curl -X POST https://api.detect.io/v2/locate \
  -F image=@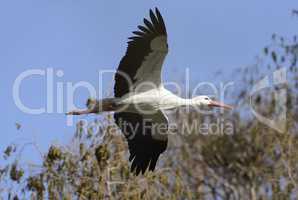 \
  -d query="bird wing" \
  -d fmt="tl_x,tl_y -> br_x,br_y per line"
114,109 -> 168,175
114,8 -> 168,98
